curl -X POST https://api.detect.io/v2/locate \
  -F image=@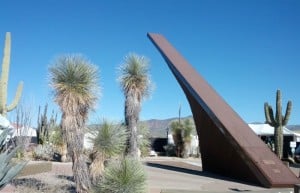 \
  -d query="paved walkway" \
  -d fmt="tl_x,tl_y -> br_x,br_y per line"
1,157 -> 299,193
143,157 -> 298,193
